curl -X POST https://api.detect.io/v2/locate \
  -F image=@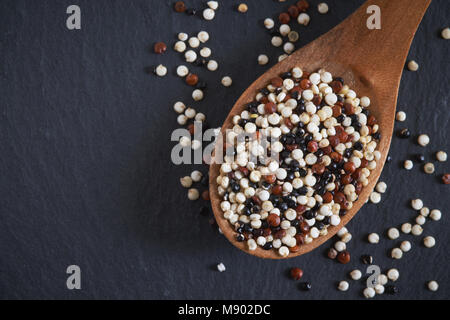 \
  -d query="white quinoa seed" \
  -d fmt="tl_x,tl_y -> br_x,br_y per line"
178,32 -> 188,41
176,65 -> 189,77
374,284 -> 385,295
391,248 -> 403,259
177,113 -> 188,125
387,227 -> 400,240
387,268 -> 399,281
207,60 -> 219,71
376,181 -> 387,193
187,188 -> 199,200
221,76 -> 233,87
198,31 -> 210,43
191,170 -> 203,182
363,287 -> 376,299
416,215 -> 426,225
428,280 -> 439,291
396,111 -> 406,121
411,224 -> 423,236
441,27 -> 450,39
217,262 -> 226,272
155,64 -> 167,77
368,233 -> 380,244
350,269 -> 362,280
430,209 -> 441,221
207,1 -> 218,10
436,151 -> 447,162
258,54 -> 269,65
180,176 -> 193,188
378,274 -> 388,285
411,198 -> 424,210
420,207 -> 430,217
338,281 -> 349,291
401,222 -> 412,234
200,47 -> 212,58
192,89 -> 204,101
174,41 -> 187,53
424,162 -> 435,174
185,50 -> 197,63
404,160 -> 413,170
407,60 -> 419,71
318,3 -> 329,14
423,236 -> 436,248
369,191 -> 381,204
400,240 -> 411,252
297,13 -> 310,26
188,37 -> 200,48
417,134 -> 430,147
173,101 -> 186,113
203,8 -> 215,20
271,36 -> 283,47
264,18 -> 275,29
